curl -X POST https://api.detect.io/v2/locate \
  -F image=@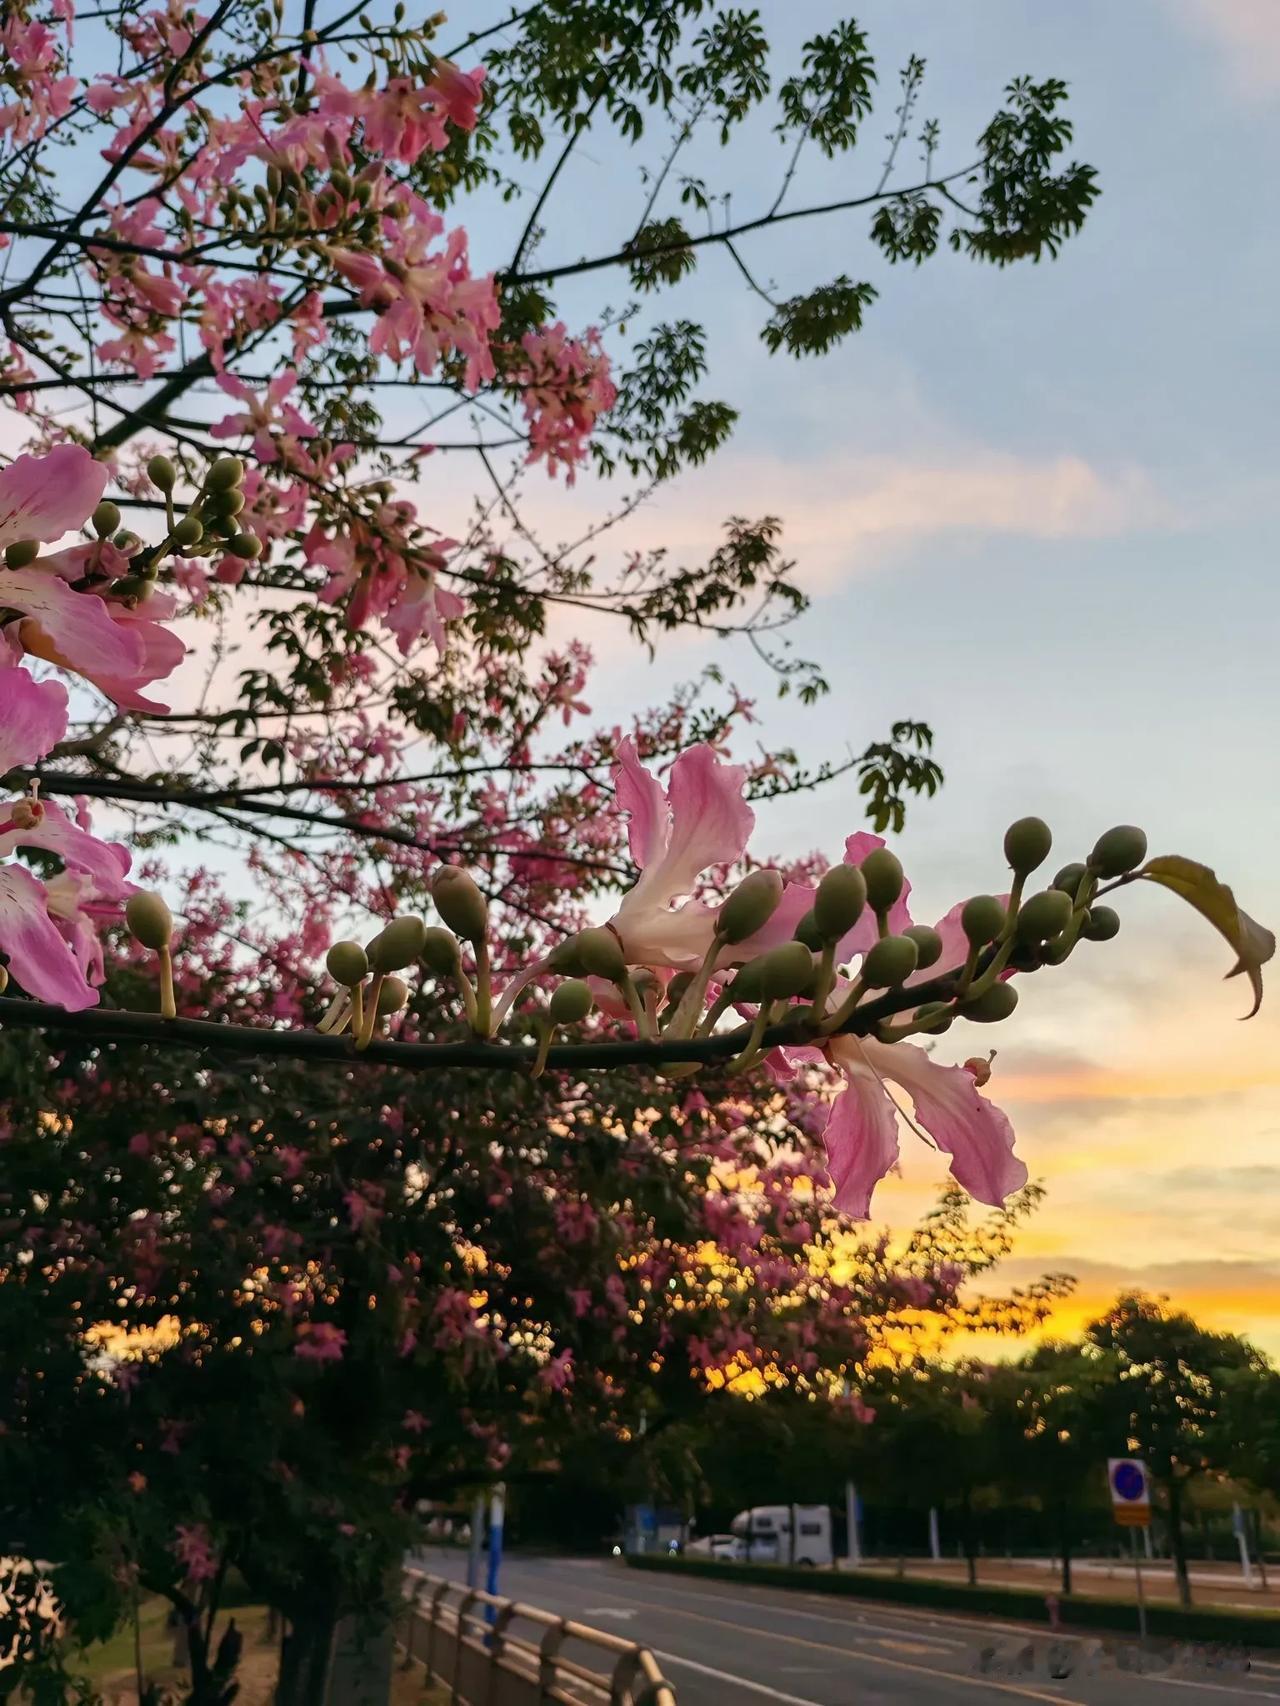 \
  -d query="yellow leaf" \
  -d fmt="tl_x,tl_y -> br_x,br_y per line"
1139,855 -> 1275,1018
